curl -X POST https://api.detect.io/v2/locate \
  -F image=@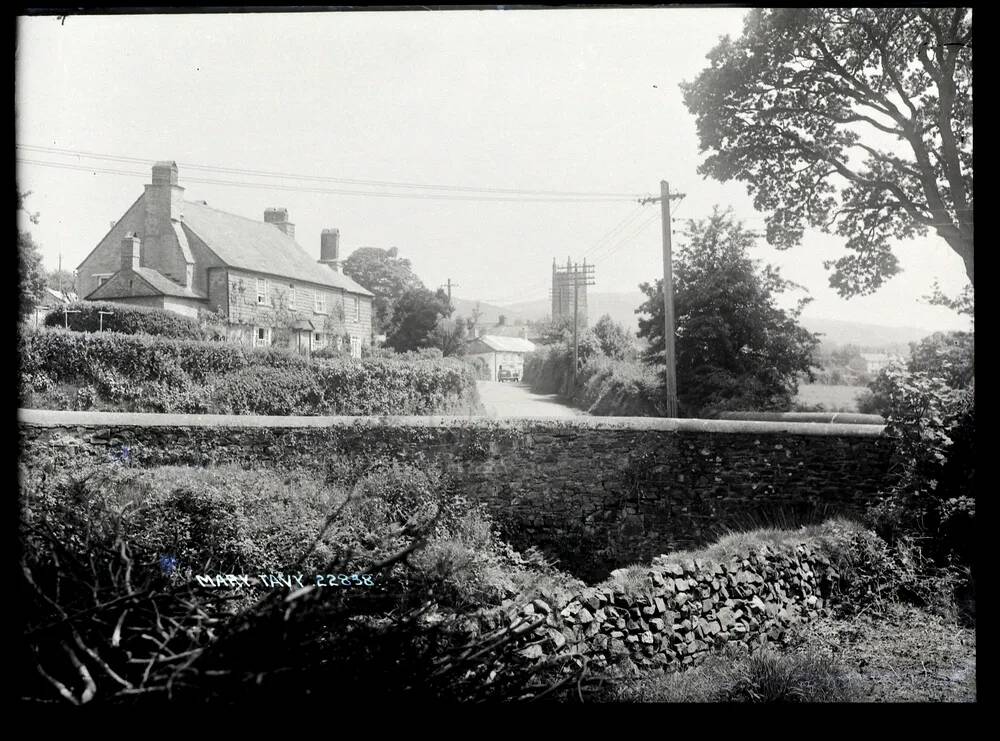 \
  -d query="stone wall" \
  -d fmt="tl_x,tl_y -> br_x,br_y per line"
17,411 -> 893,581
489,539 -> 842,675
